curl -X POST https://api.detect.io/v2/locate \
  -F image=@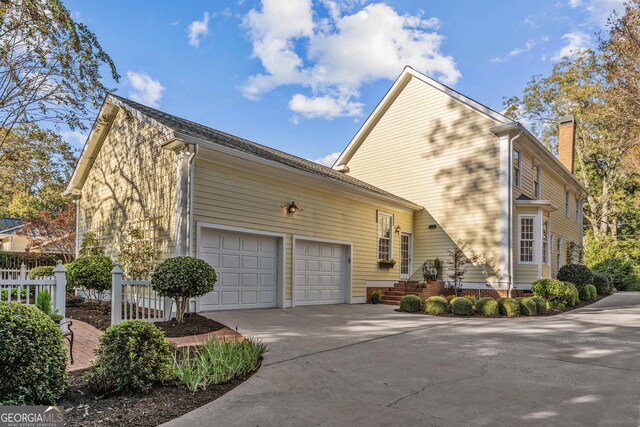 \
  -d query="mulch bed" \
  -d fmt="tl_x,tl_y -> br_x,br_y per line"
61,368 -> 252,426
66,298 -> 226,337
